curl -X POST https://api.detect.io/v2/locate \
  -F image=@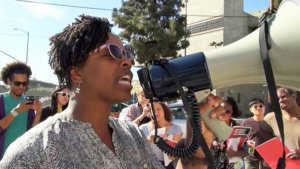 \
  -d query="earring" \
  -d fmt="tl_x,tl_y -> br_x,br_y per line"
75,83 -> 81,94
